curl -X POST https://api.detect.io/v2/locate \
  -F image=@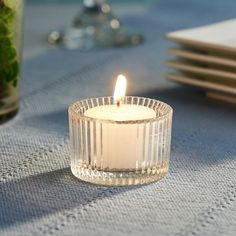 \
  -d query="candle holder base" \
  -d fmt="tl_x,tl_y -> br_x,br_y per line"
71,165 -> 169,186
